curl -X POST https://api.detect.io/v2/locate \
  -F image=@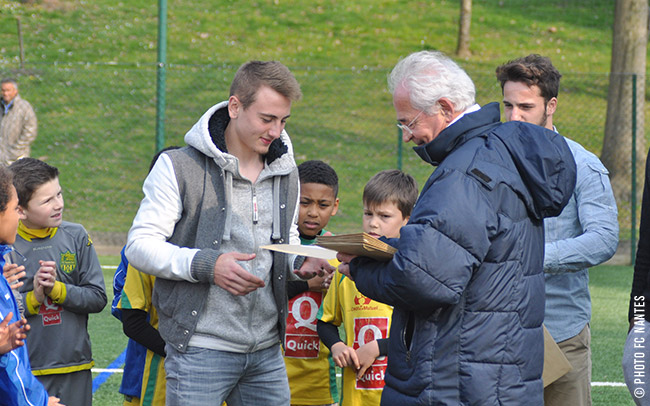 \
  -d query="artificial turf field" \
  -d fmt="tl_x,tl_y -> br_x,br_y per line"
88,260 -> 638,405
